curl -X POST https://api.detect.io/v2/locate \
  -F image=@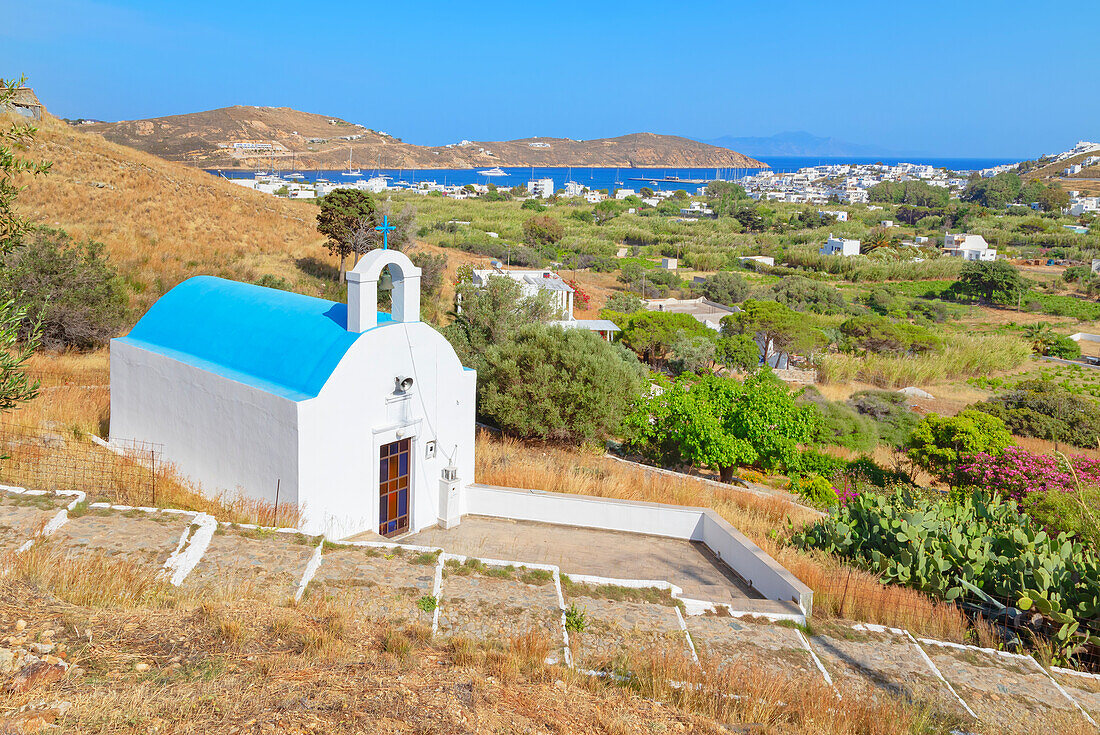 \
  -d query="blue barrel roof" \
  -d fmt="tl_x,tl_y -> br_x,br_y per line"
116,276 -> 391,401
